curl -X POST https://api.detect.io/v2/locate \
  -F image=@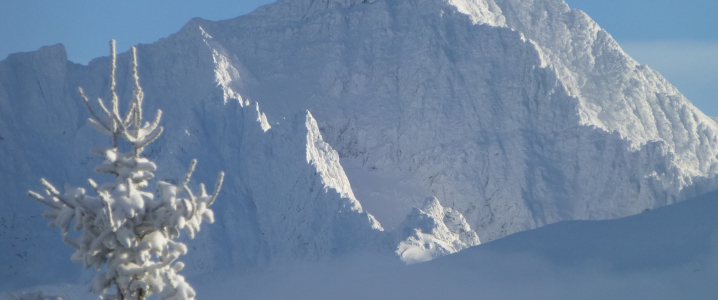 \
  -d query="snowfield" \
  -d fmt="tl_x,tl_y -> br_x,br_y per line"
2,0 -> 718,297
